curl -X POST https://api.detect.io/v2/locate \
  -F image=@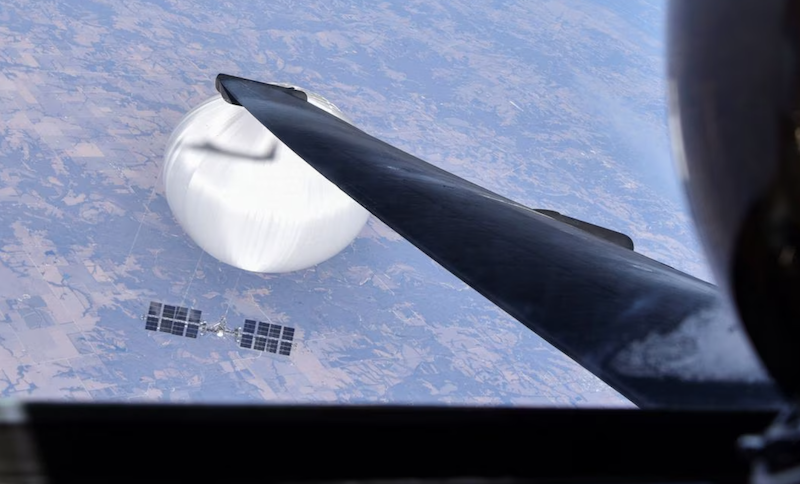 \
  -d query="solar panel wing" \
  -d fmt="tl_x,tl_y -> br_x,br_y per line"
188,309 -> 202,324
186,324 -> 199,339
145,316 -> 159,331
234,322 -> 295,355
175,306 -> 188,321
240,334 -> 254,349
159,320 -> 173,333
143,302 -> 205,340
162,305 -> 176,319
148,302 -> 162,316
254,336 -> 267,352
171,321 -> 186,336
268,325 -> 281,339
